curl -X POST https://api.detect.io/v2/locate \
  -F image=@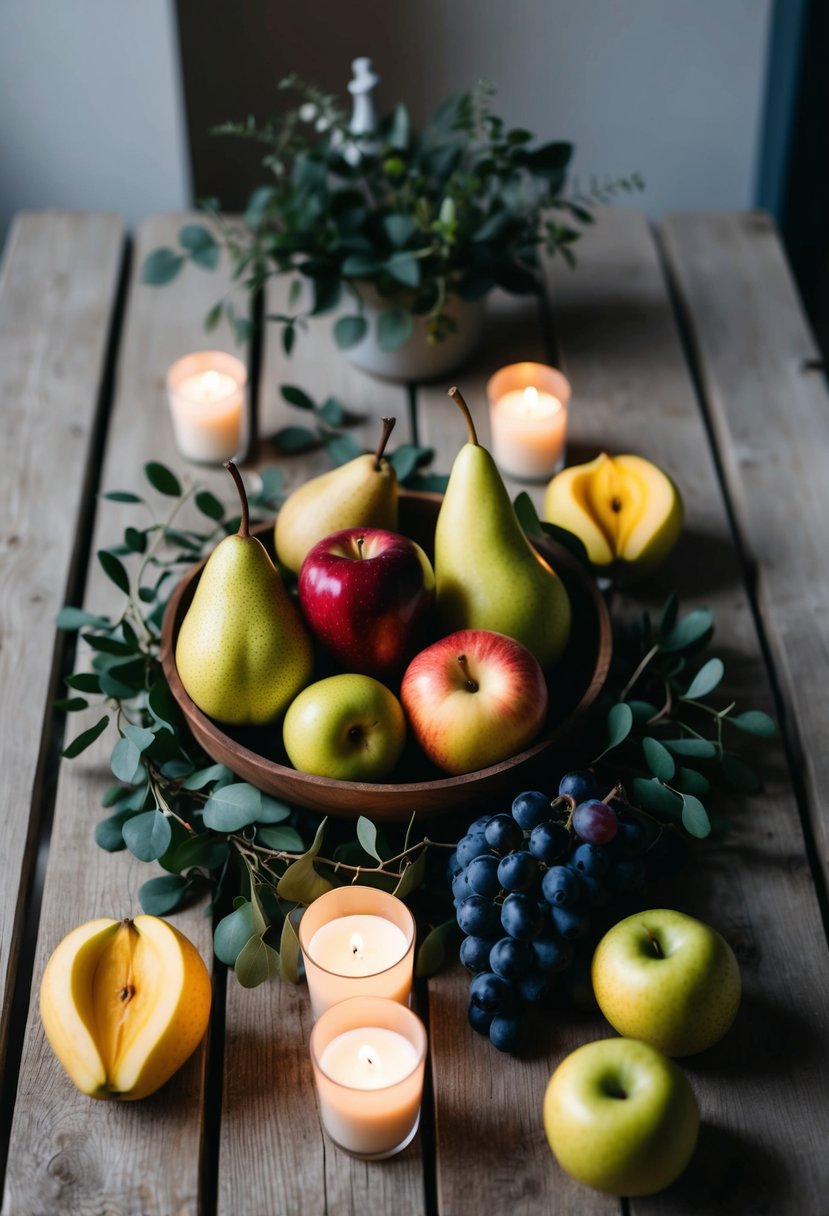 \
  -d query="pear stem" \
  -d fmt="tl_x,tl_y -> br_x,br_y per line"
448,386 -> 478,446
374,416 -> 396,470
457,654 -> 479,692
224,460 -> 250,538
